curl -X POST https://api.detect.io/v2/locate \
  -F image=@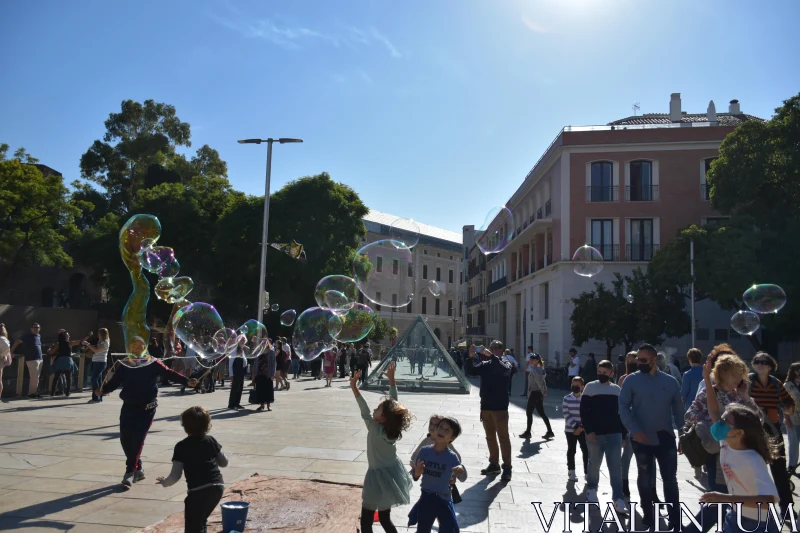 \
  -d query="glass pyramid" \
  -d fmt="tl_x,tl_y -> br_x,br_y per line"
362,315 -> 471,394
